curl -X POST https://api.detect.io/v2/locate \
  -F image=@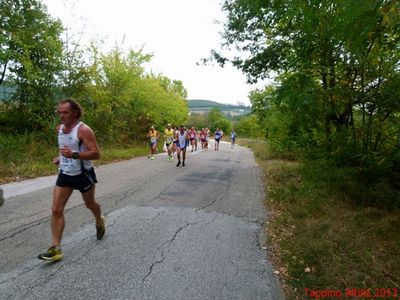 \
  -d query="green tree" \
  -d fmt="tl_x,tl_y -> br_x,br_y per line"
234,114 -> 264,139
82,46 -> 188,143
0,0 -> 64,131
206,107 -> 224,128
188,112 -> 208,129
212,0 -> 400,165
